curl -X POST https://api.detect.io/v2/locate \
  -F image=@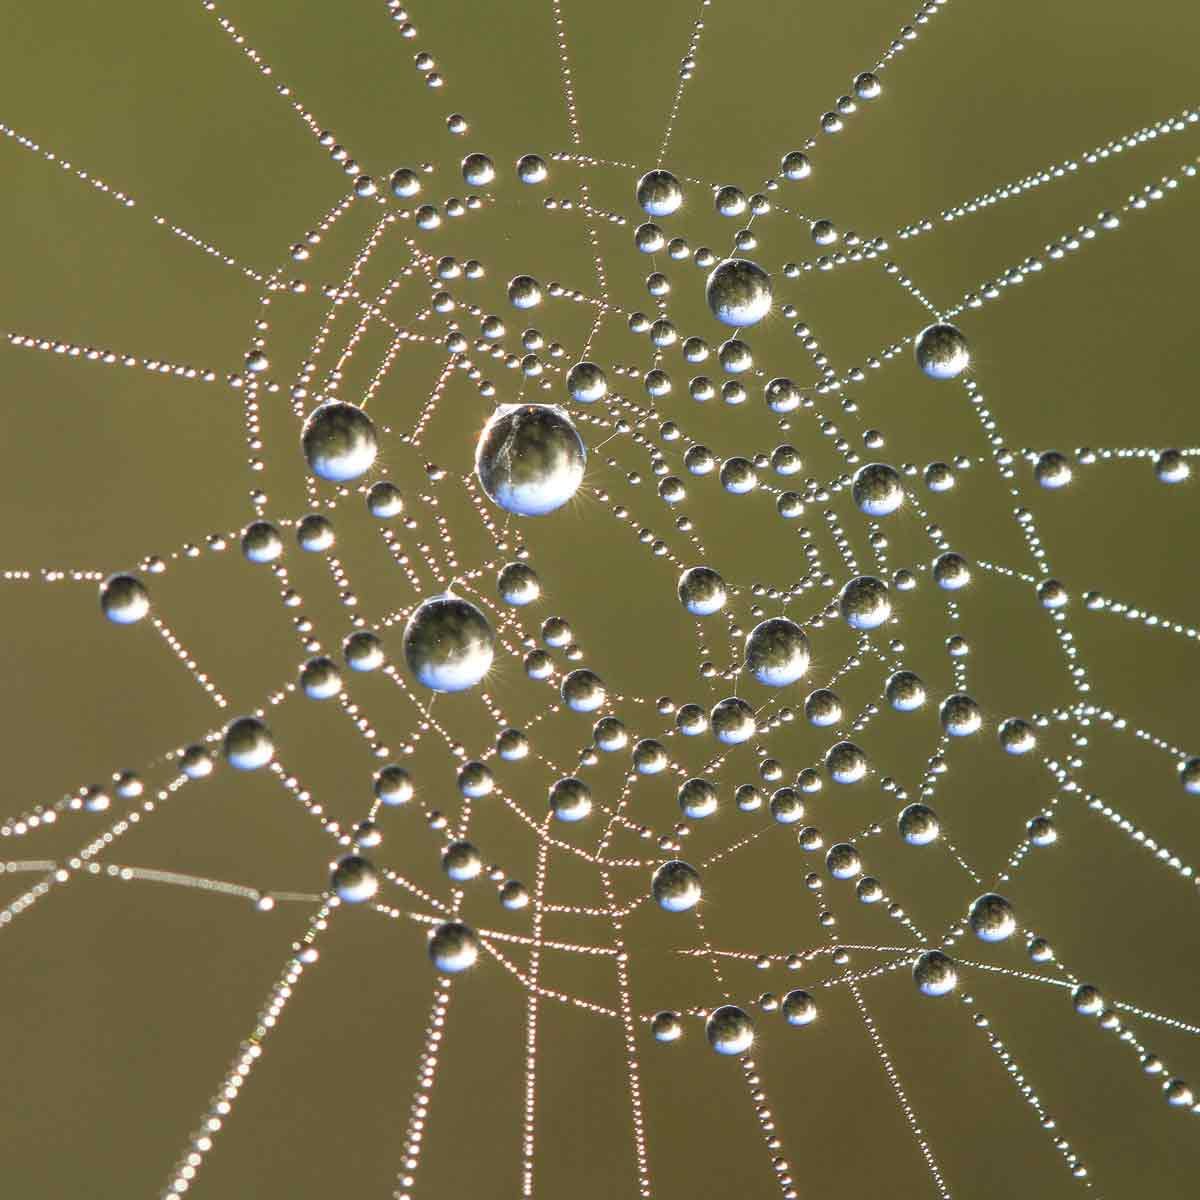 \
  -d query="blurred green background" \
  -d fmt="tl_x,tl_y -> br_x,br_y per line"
0,0 -> 1198,1196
